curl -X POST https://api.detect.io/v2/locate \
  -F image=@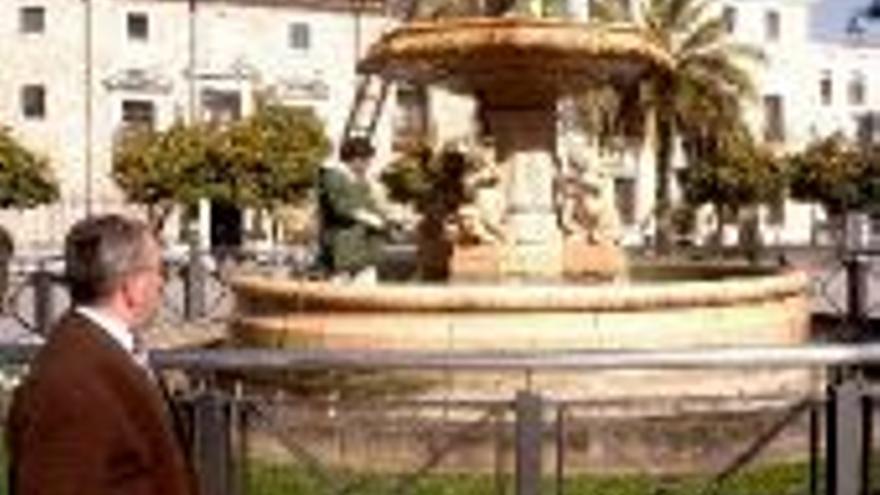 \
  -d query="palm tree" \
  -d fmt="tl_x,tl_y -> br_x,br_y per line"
590,0 -> 763,252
